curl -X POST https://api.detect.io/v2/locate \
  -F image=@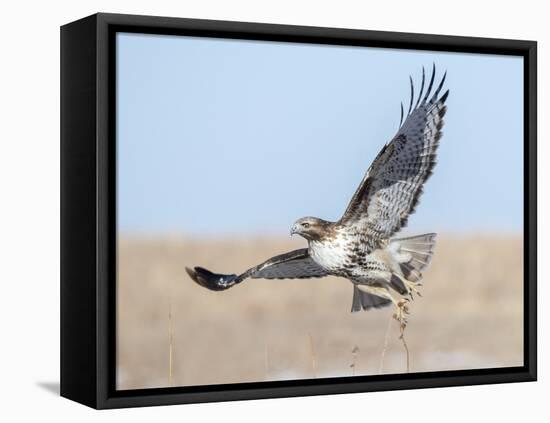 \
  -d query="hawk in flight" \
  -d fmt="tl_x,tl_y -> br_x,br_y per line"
186,65 -> 448,320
